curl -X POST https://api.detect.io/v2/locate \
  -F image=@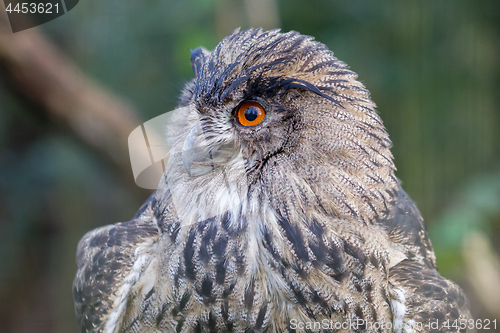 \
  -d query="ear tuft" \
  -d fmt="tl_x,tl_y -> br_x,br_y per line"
190,47 -> 210,77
